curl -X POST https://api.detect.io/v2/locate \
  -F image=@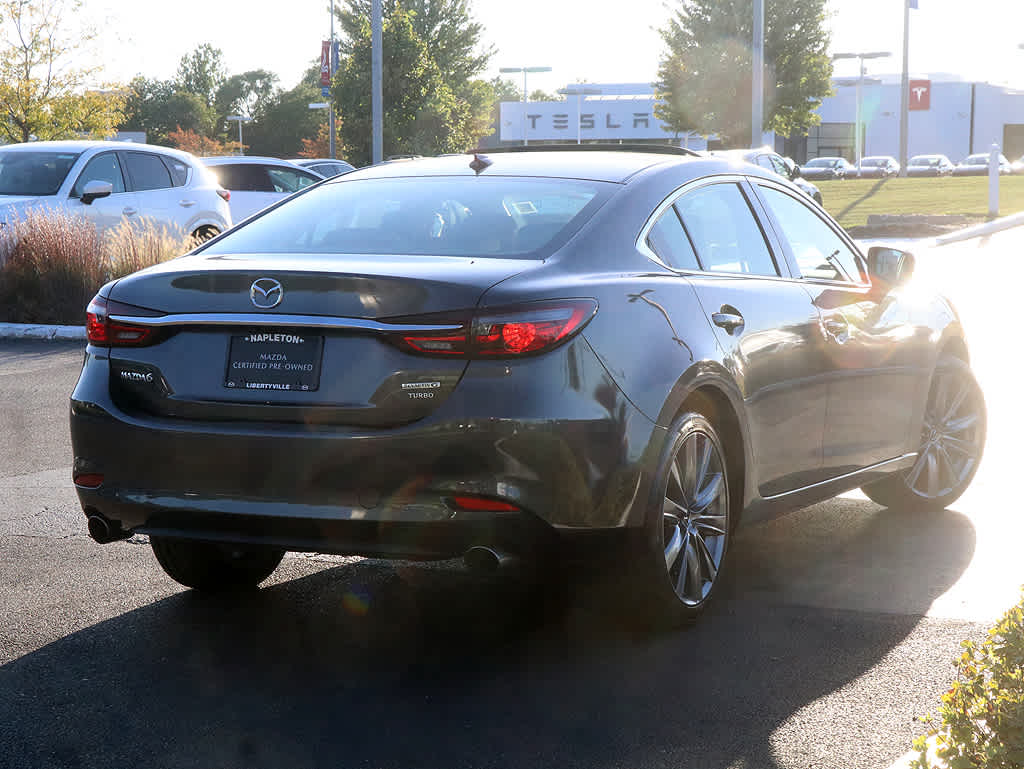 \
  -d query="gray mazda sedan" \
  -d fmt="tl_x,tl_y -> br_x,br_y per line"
70,146 -> 985,627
